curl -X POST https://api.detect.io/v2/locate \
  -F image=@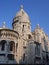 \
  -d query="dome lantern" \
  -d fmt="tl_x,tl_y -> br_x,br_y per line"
20,5 -> 24,10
